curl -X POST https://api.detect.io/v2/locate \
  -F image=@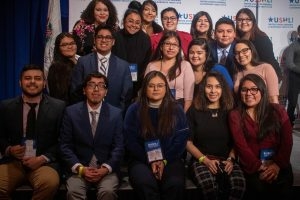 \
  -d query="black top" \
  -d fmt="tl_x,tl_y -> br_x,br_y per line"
187,106 -> 233,158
